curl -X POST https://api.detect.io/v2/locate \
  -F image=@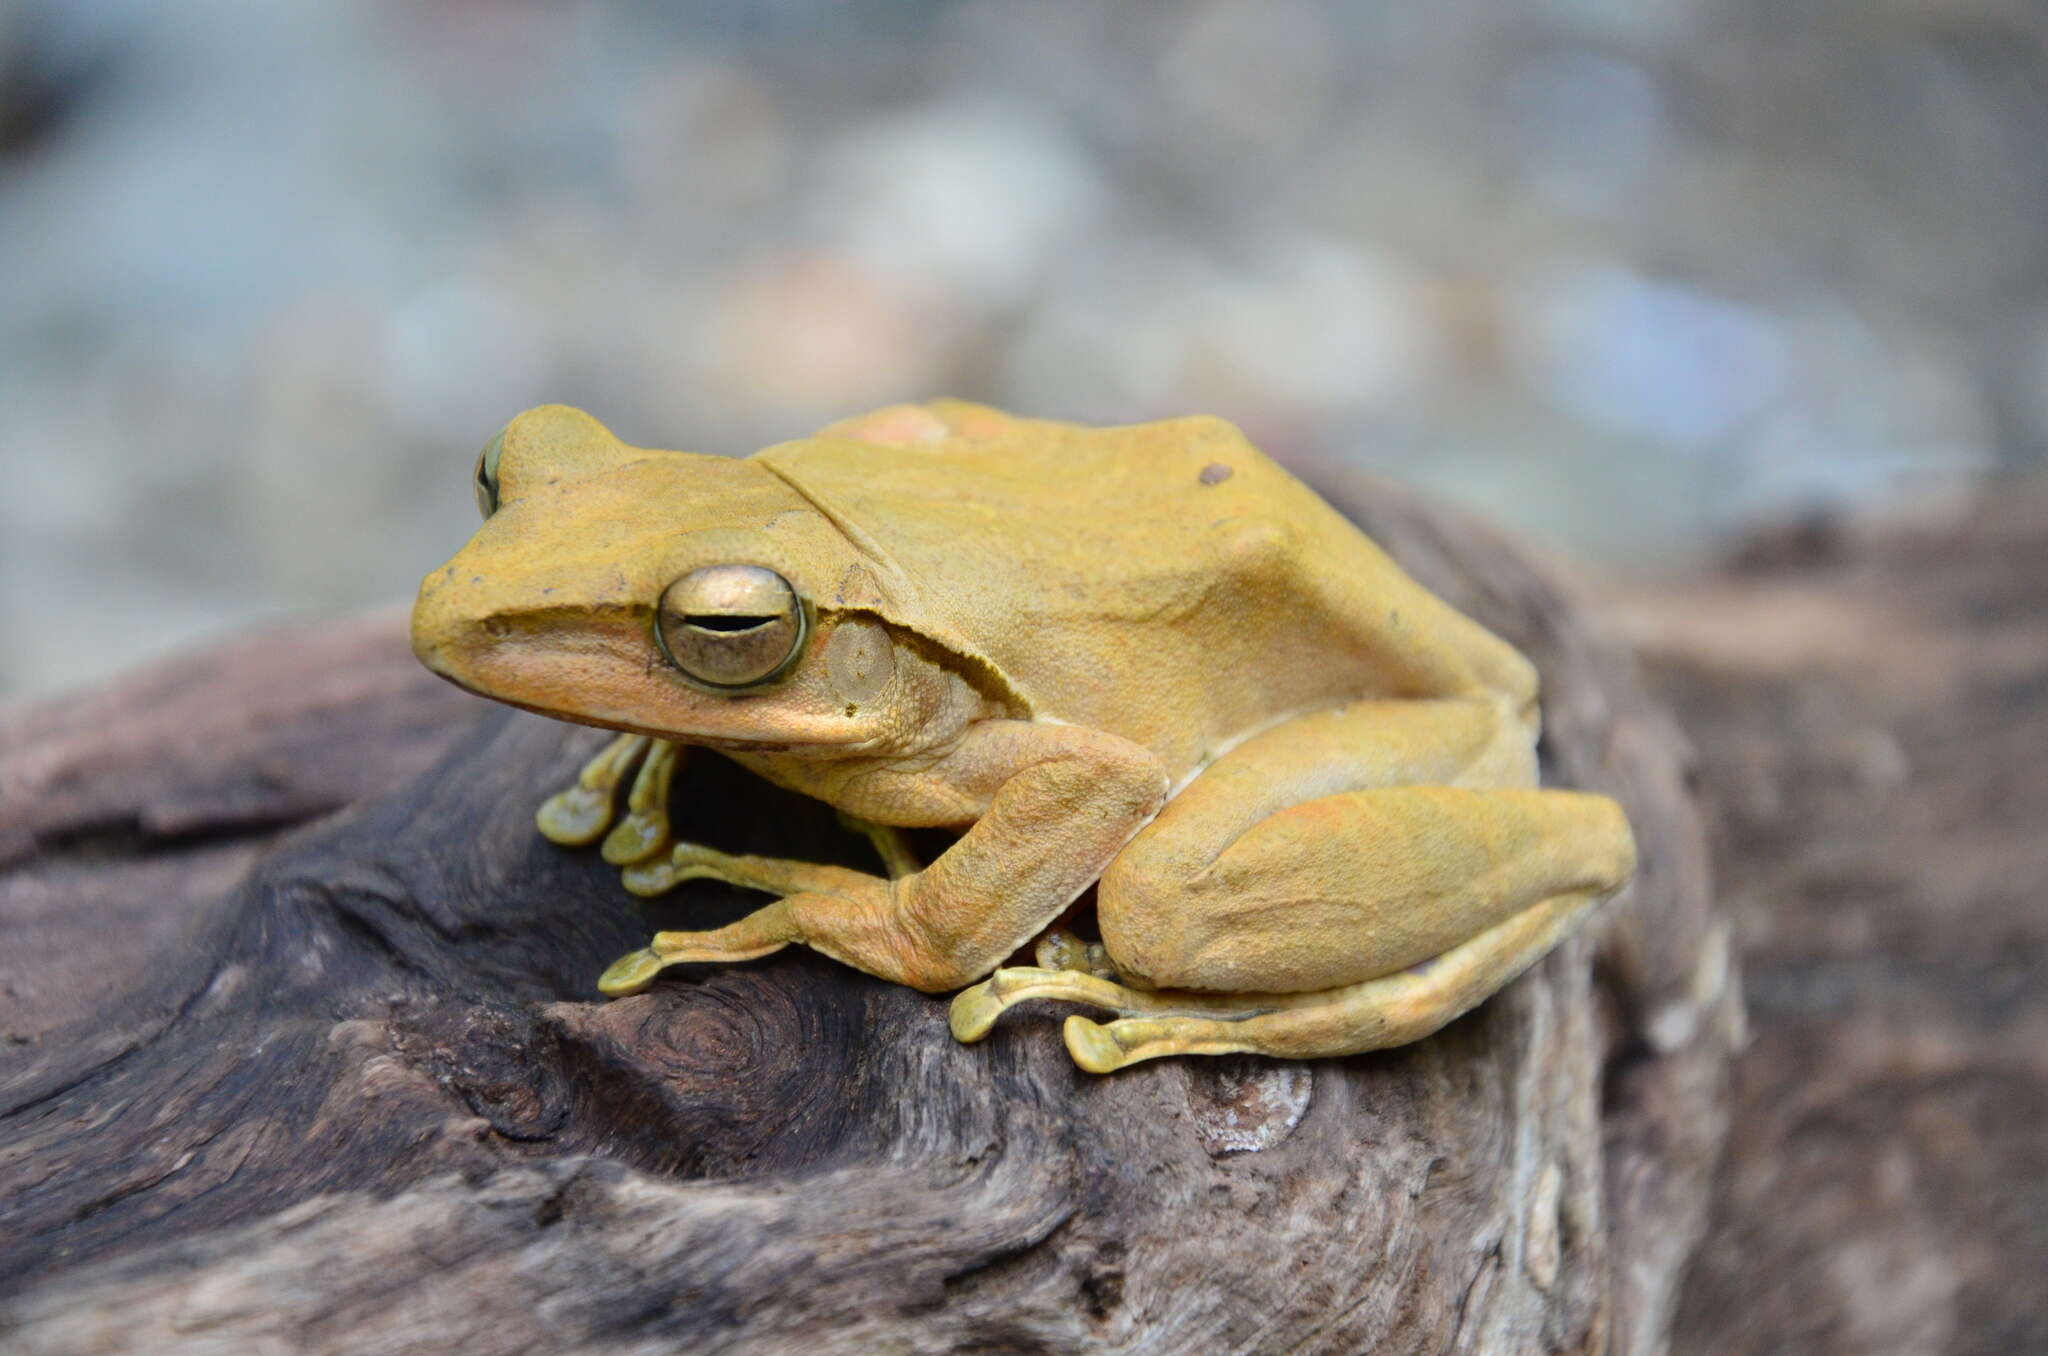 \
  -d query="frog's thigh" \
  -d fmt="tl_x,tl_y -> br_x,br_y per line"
1097,701 -> 1633,995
